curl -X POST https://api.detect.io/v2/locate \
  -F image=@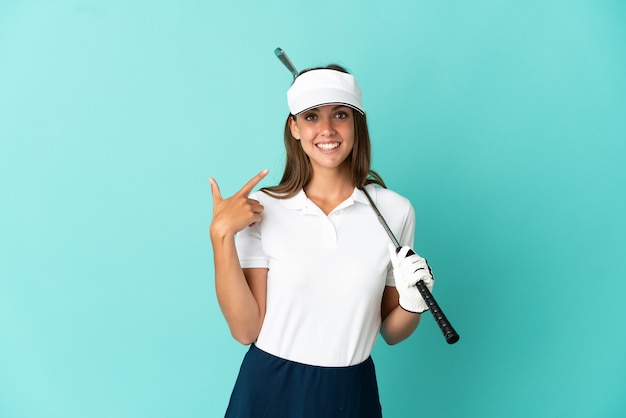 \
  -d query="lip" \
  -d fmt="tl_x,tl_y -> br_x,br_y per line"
315,141 -> 341,151
315,141 -> 341,154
